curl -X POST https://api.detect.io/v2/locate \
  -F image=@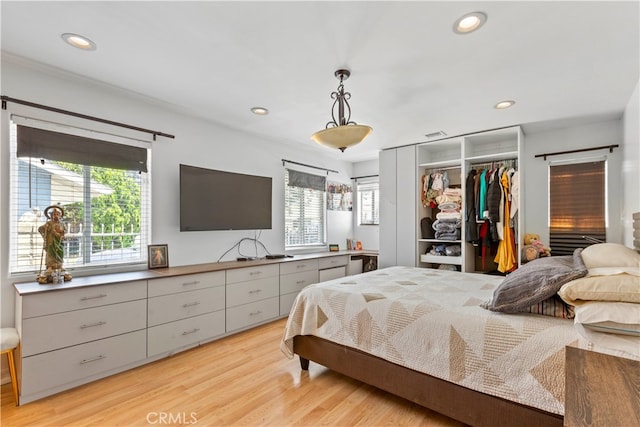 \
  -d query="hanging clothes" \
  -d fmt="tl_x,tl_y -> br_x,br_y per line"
494,170 -> 517,273
465,169 -> 478,242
